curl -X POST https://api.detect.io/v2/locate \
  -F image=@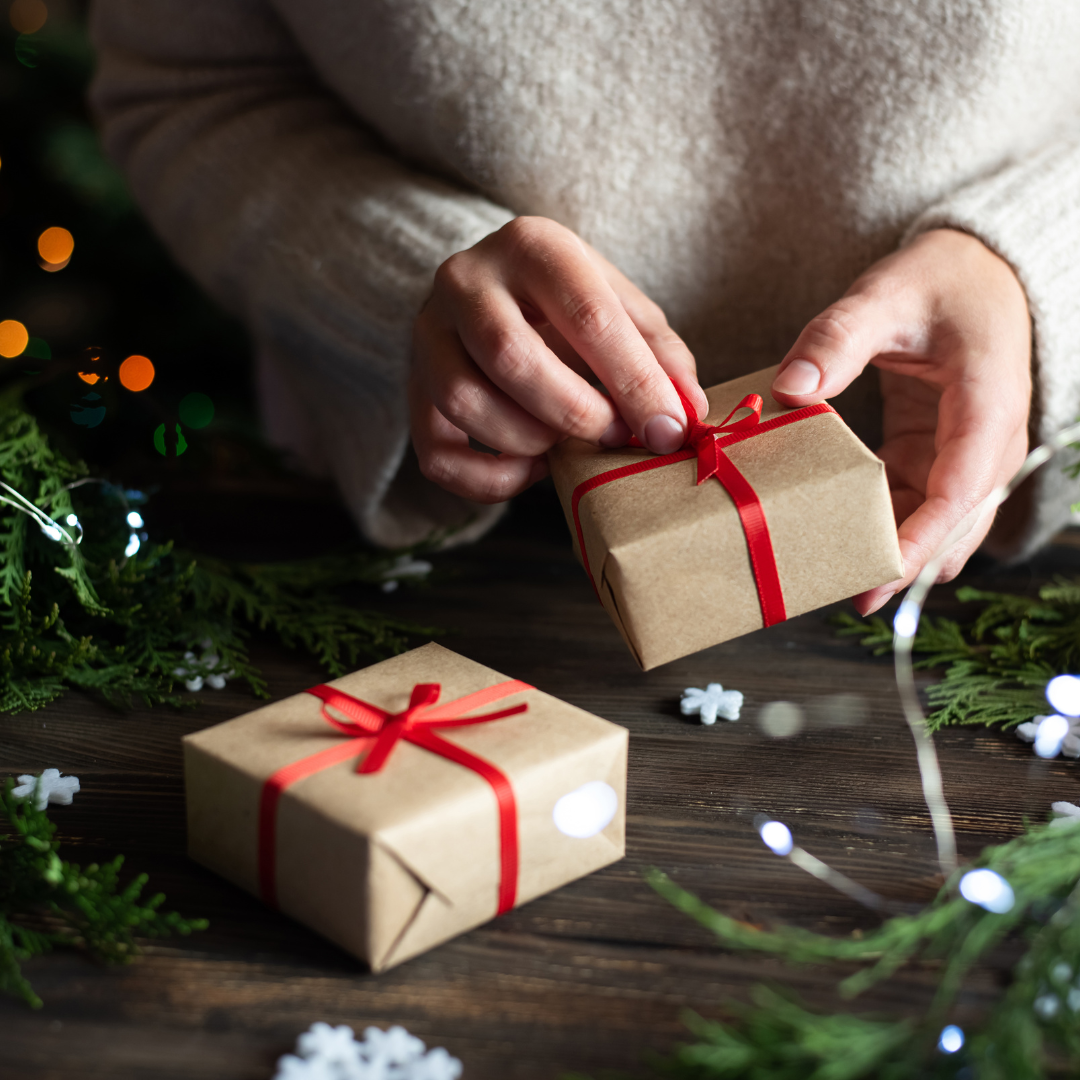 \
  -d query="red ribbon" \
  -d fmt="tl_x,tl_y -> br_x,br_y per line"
257,679 -> 532,915
571,387 -> 835,628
